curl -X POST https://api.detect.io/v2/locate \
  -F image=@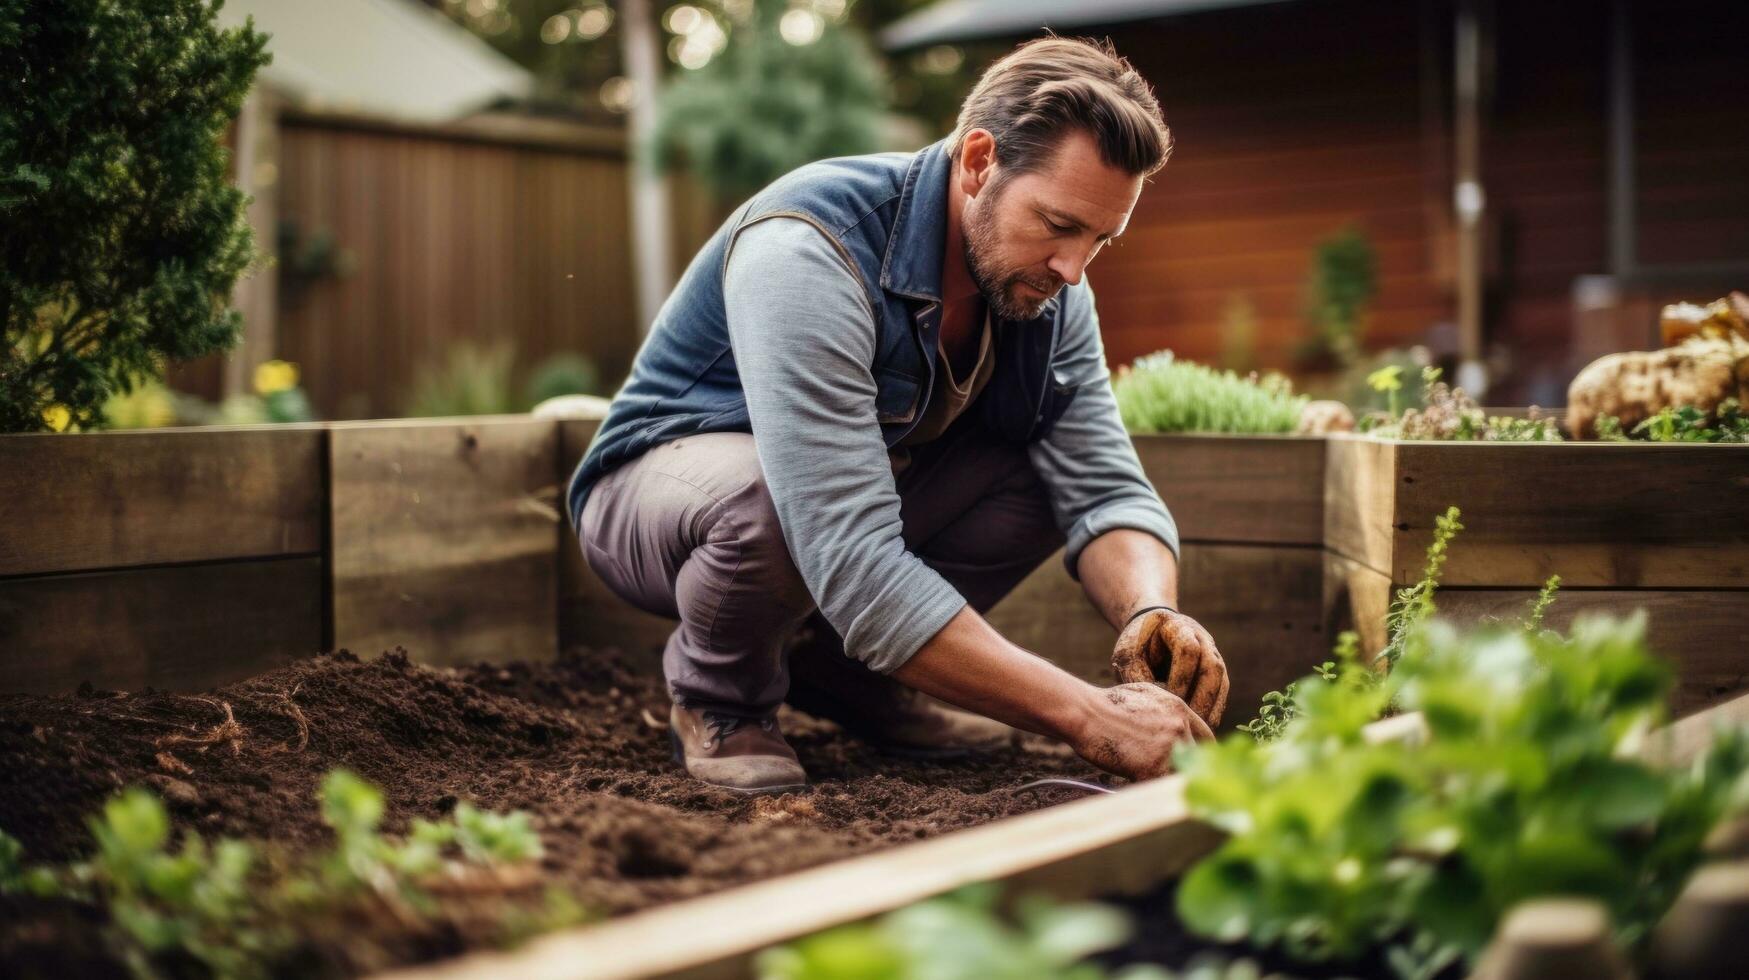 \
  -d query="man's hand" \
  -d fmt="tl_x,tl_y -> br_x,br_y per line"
1069,682 -> 1213,781
1111,608 -> 1230,728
